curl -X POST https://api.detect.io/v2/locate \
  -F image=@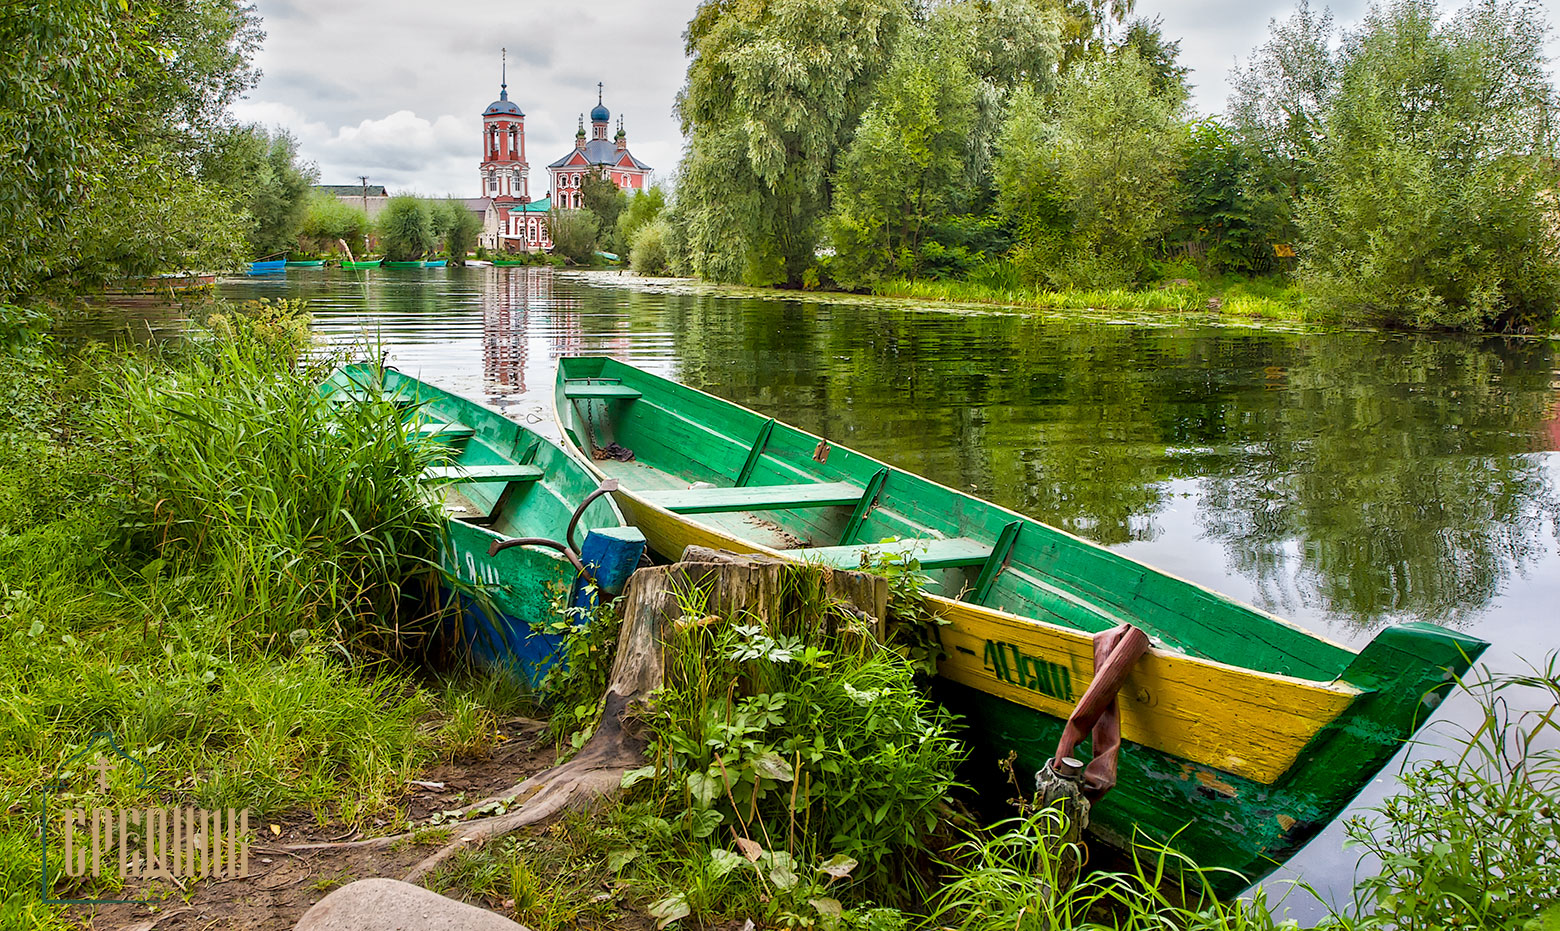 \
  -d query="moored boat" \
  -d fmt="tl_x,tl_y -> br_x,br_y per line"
553,356 -> 1488,895
341,257 -> 383,269
323,364 -> 640,685
286,259 -> 326,267
248,258 -> 287,274
491,257 -> 530,266
424,259 -> 448,268
384,259 -> 427,268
